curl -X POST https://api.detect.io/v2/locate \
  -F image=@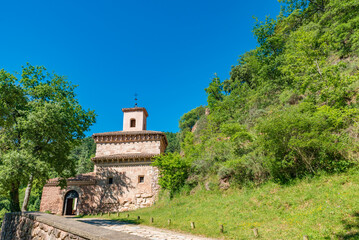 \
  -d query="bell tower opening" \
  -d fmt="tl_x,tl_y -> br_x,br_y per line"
130,119 -> 136,128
